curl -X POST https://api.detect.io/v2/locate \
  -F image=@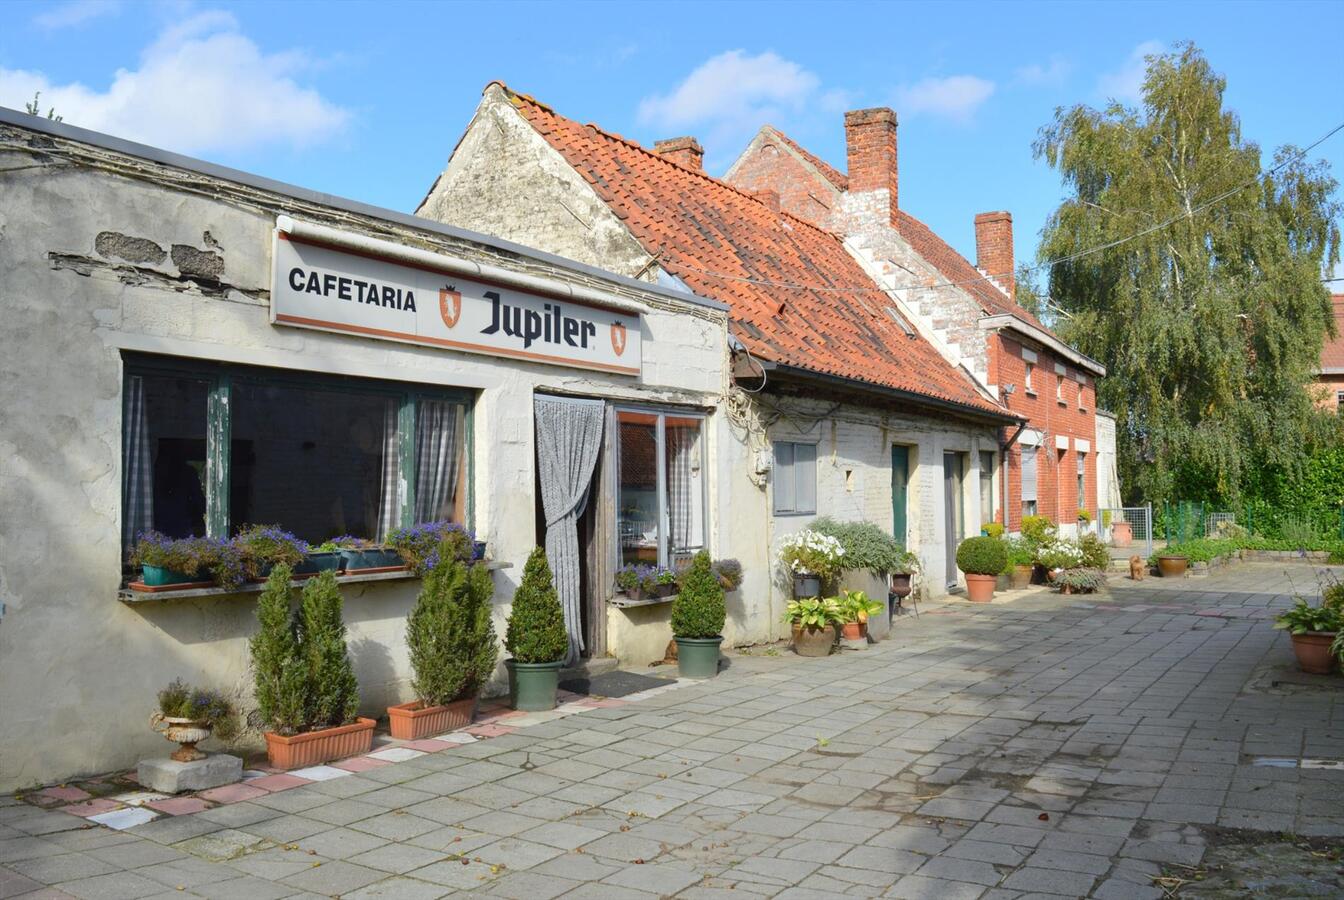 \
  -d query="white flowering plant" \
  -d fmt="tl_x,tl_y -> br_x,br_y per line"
1036,538 -> 1084,571
777,529 -> 846,581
